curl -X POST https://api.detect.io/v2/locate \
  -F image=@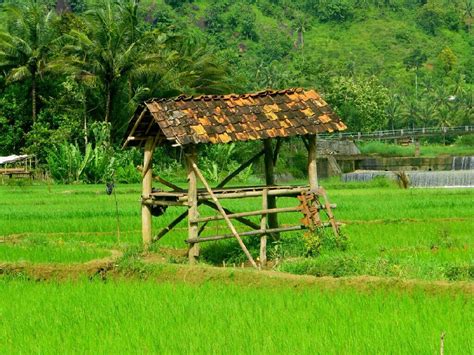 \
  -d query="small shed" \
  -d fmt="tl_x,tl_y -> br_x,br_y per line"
0,154 -> 34,178
123,88 -> 347,268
